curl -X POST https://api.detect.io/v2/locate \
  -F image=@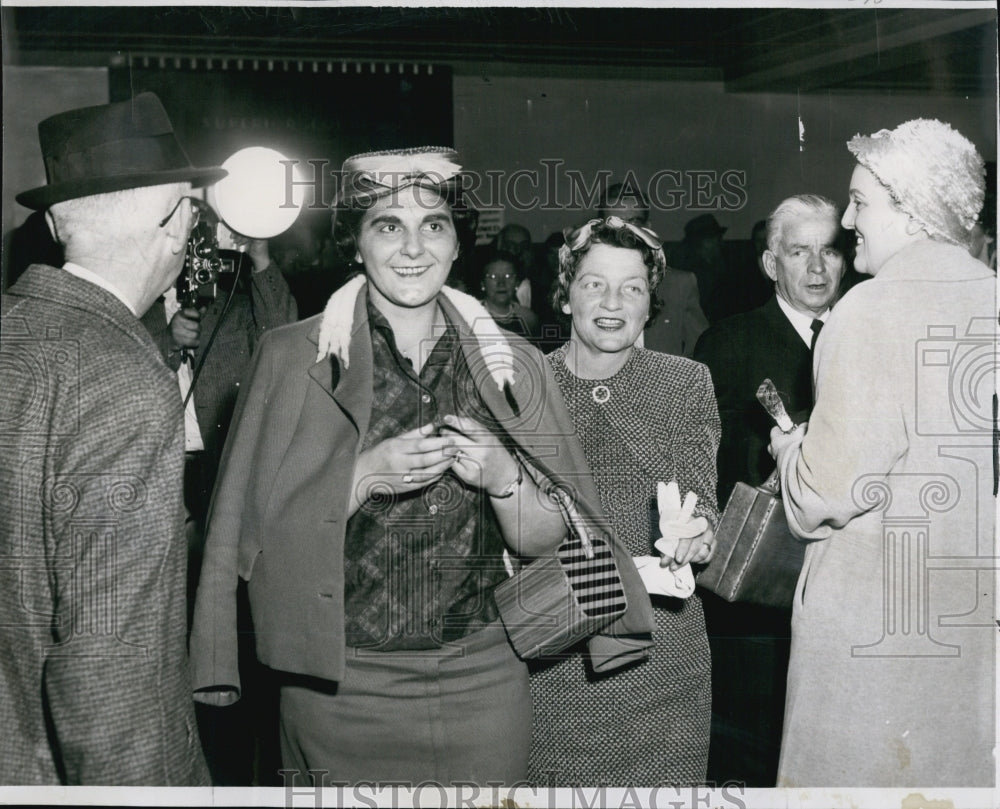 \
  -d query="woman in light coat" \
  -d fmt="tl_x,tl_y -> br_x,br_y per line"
770,119 -> 994,787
